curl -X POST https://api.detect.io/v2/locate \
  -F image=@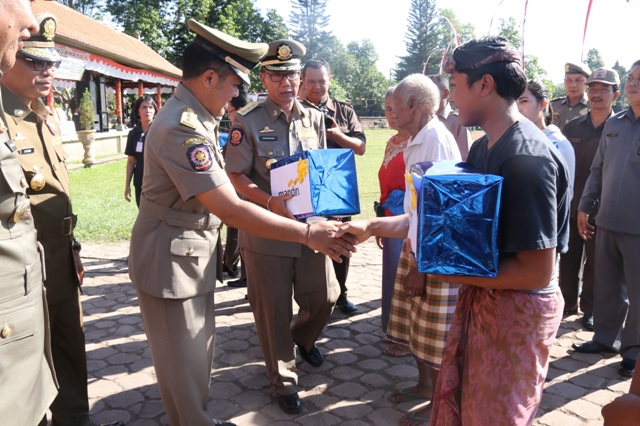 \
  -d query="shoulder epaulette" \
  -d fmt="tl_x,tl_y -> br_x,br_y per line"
179,107 -> 198,129
238,101 -> 259,116
550,97 -> 564,103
